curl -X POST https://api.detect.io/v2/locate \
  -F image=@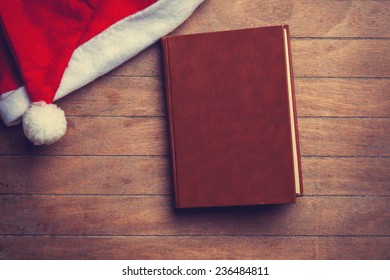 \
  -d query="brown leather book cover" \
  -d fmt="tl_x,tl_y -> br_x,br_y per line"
162,25 -> 303,208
